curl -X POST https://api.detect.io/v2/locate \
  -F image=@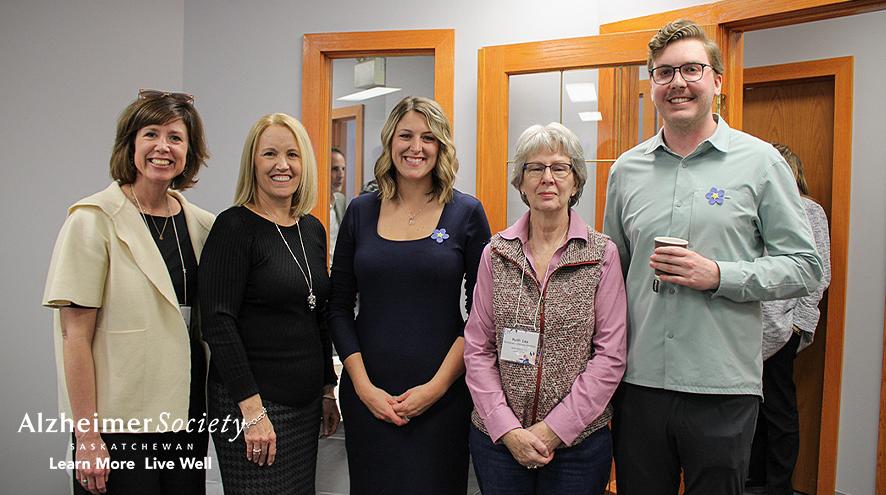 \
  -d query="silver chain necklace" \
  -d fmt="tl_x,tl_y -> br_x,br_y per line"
261,205 -> 316,311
